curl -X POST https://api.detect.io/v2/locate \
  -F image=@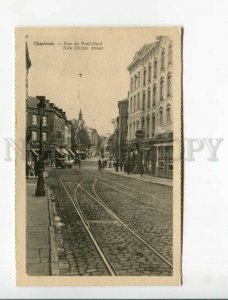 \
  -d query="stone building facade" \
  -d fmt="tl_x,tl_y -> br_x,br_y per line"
127,36 -> 173,178
26,96 -> 74,165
